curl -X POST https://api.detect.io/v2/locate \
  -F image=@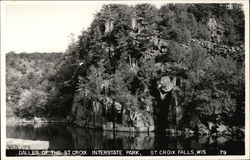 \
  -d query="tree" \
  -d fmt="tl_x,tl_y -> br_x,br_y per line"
16,89 -> 48,119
